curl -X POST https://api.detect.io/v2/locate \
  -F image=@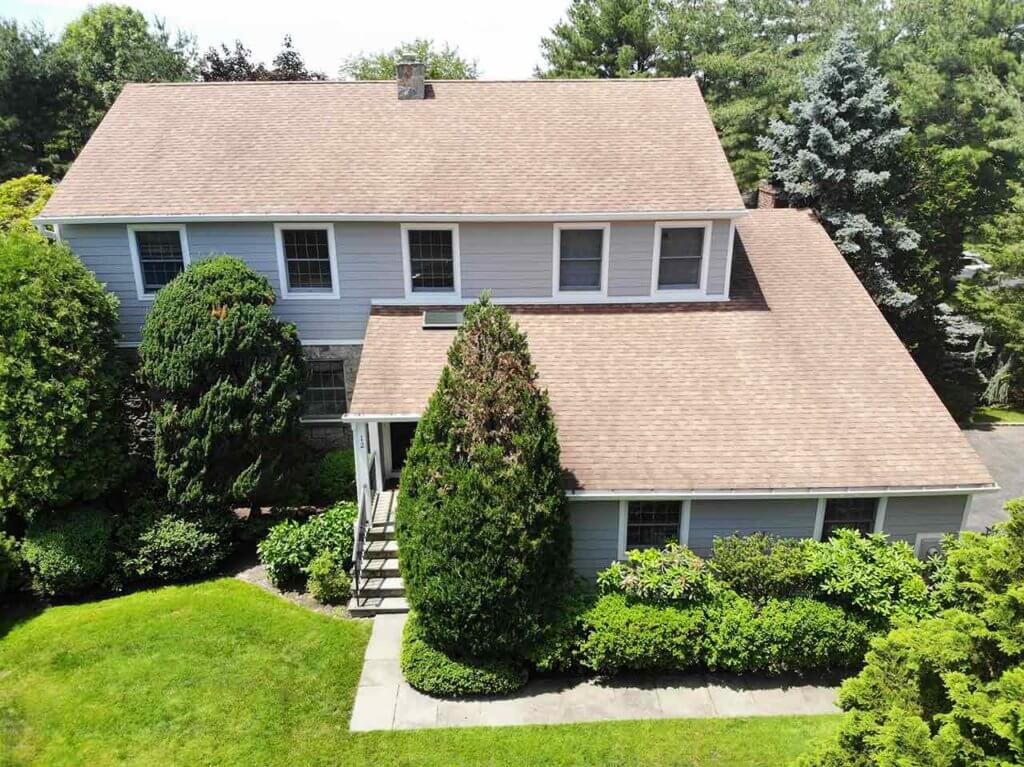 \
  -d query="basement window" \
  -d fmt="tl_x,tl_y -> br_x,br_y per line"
302,361 -> 347,421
